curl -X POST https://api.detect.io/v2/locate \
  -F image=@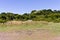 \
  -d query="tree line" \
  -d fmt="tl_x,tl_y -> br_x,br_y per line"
0,9 -> 60,23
